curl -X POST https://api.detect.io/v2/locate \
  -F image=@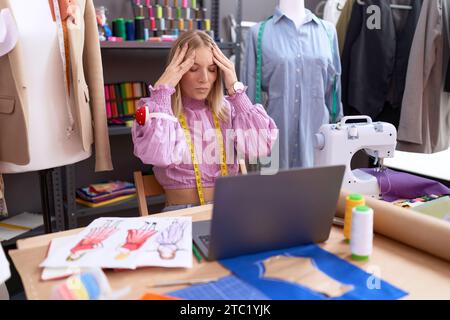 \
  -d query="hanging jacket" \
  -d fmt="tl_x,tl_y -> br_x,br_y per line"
398,0 -> 450,153
341,0 -> 423,120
